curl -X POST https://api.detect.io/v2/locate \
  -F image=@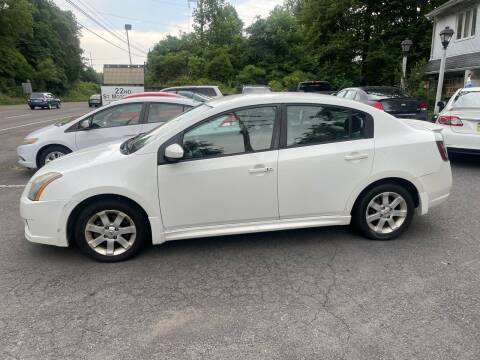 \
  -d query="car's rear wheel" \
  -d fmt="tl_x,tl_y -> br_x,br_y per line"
352,184 -> 414,240
74,200 -> 147,262
56,102 -> 60,109
38,145 -> 71,167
